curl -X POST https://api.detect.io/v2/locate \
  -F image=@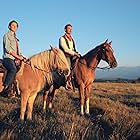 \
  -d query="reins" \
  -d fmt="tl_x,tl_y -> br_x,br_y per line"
97,66 -> 111,70
78,60 -> 110,71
